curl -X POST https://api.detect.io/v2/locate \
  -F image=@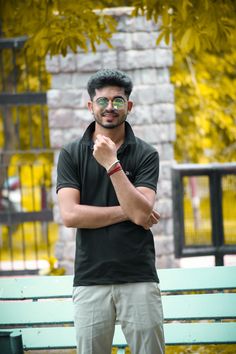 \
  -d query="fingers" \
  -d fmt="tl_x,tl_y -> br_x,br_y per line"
149,211 -> 160,224
152,210 -> 160,221
95,134 -> 104,143
95,135 -> 113,146
93,135 -> 117,169
143,210 -> 161,230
